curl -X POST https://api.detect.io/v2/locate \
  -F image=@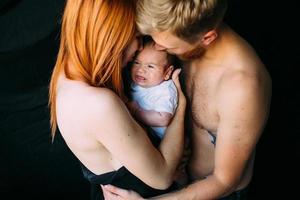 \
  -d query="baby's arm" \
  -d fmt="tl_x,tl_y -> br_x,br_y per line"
129,101 -> 173,127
